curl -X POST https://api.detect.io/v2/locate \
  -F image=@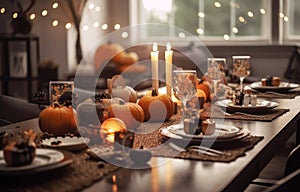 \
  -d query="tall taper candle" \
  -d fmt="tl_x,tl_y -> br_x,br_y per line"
151,42 -> 159,91
165,42 -> 173,97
